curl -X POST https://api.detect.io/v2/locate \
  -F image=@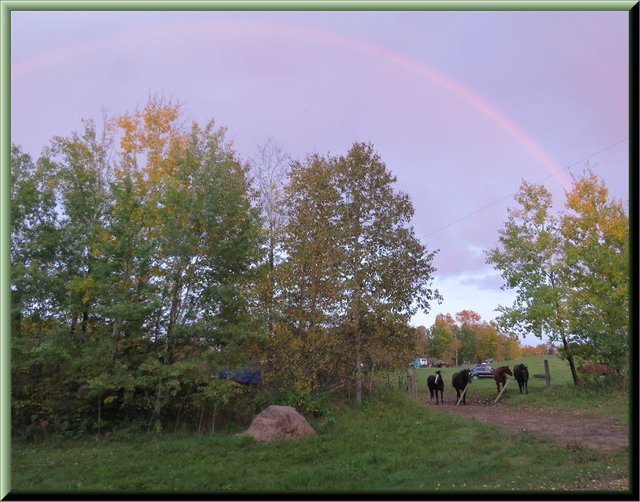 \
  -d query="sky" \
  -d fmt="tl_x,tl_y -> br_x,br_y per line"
10,9 -> 630,347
